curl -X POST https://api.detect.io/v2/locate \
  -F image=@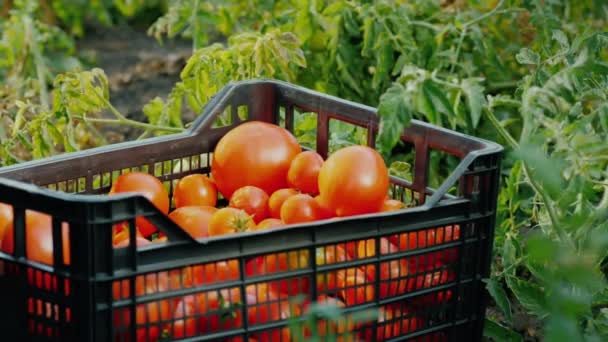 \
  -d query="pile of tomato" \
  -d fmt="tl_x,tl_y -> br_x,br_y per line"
0,121 -> 460,341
